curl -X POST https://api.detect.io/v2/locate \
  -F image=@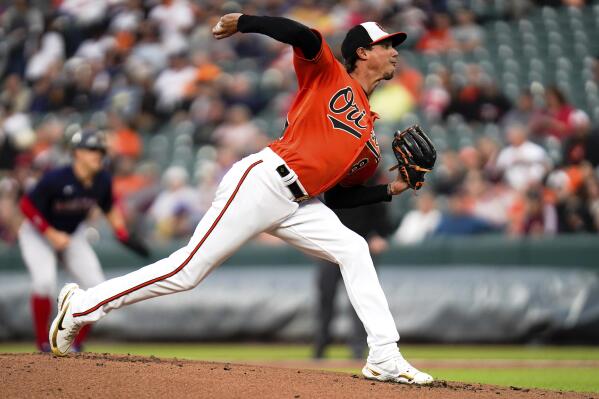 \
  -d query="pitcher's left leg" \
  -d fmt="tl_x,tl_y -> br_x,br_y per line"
269,199 -> 433,384
269,200 -> 399,361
